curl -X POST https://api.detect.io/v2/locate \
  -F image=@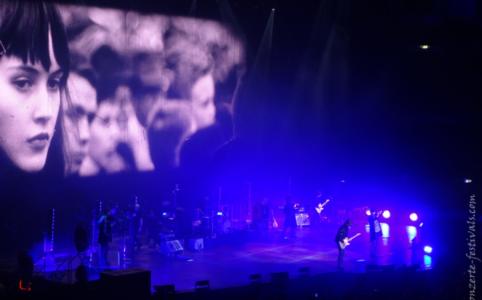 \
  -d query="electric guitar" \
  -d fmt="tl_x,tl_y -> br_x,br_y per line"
338,233 -> 361,249
315,199 -> 330,214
